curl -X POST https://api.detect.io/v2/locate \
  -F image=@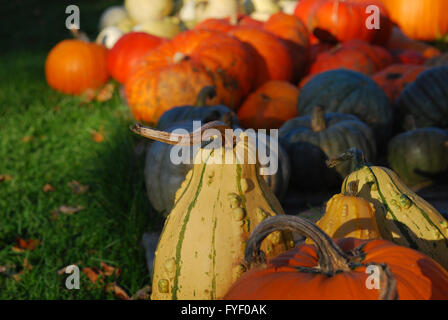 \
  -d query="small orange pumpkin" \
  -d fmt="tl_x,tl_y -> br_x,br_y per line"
313,181 -> 380,240
224,215 -> 448,300
45,32 -> 109,95
237,81 -> 299,130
